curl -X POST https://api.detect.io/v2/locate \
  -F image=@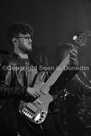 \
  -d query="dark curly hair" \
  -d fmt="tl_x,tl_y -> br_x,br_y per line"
7,22 -> 34,43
